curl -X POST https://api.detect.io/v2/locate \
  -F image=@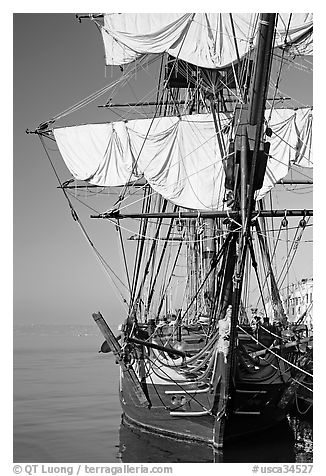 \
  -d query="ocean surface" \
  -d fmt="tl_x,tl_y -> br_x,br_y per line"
13,324 -> 313,463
